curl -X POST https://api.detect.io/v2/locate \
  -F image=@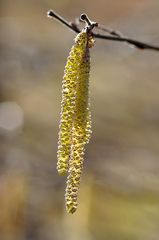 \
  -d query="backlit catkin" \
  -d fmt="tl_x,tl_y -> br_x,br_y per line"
57,30 -> 94,213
